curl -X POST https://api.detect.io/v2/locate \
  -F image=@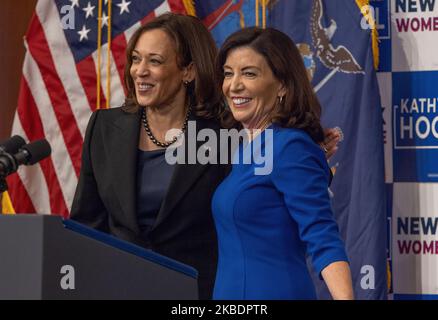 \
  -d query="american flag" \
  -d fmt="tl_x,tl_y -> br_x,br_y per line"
4,0 -> 192,217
